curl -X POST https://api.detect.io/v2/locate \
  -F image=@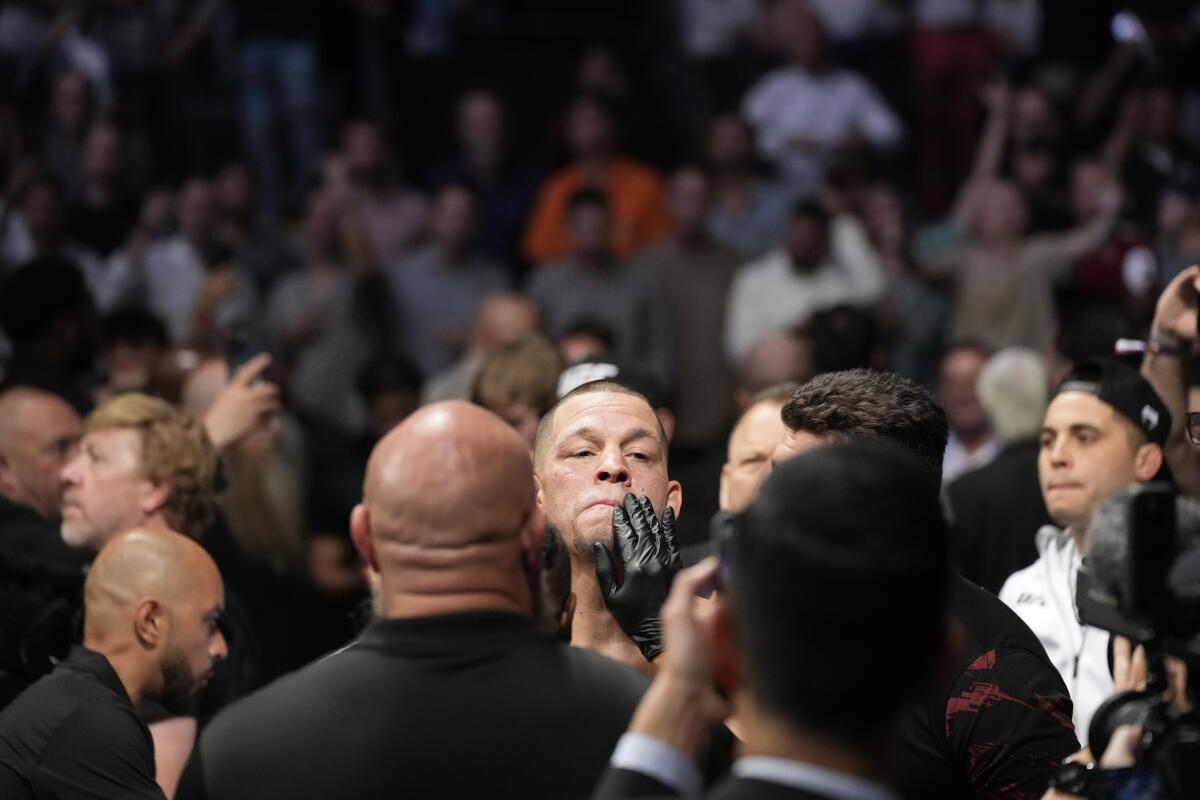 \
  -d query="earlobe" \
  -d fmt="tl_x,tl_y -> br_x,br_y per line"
718,465 -> 731,512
